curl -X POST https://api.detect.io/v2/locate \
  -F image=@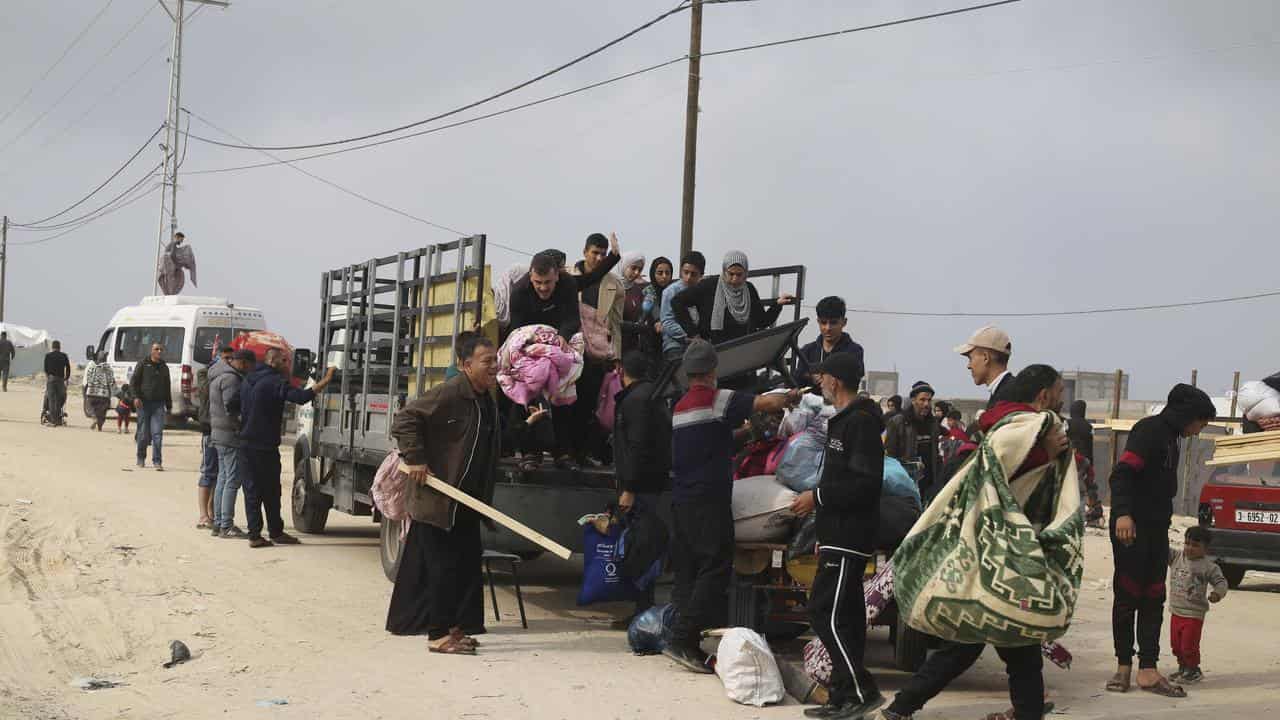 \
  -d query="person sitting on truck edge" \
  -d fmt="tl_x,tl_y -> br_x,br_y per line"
787,351 -> 885,720
209,349 -> 253,539
794,296 -> 865,397
507,251 -> 581,341
131,343 -> 172,469
238,348 -> 336,548
659,251 -> 705,362
196,346 -> 232,532
42,340 -> 72,427
1105,382 -> 1215,698
388,333 -> 501,656
664,340 -> 800,674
